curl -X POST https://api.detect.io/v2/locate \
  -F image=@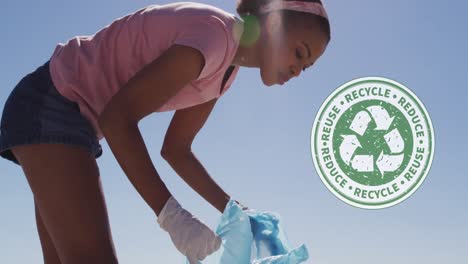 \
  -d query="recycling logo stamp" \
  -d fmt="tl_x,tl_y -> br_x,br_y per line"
311,77 -> 434,209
